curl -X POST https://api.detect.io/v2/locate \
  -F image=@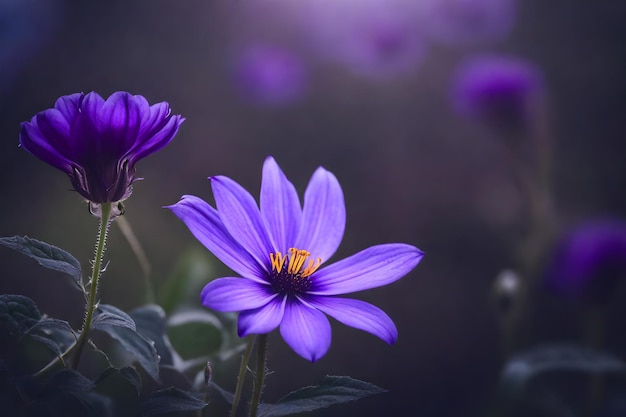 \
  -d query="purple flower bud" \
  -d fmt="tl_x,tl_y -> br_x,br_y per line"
19,91 -> 184,206
544,219 -> 626,304
450,55 -> 543,131
234,44 -> 308,105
